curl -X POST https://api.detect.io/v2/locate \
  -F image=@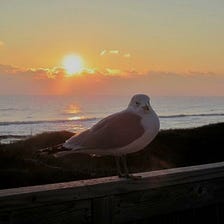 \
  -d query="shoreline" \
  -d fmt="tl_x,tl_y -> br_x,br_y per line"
0,121 -> 223,145
0,122 -> 223,189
